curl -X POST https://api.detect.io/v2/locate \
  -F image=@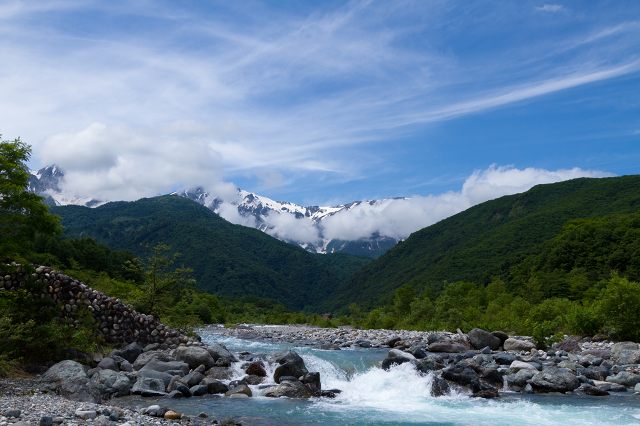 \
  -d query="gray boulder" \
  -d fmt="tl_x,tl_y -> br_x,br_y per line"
430,376 -> 450,397
611,342 -> 640,365
504,369 -> 536,389
190,384 -> 208,396
503,338 -> 536,352
207,343 -> 237,363
273,351 -> 308,384
428,341 -> 467,353
530,367 -> 580,393
416,355 -> 445,374
97,357 -> 118,371
137,369 -> 173,387
605,371 -> 640,387
468,328 -> 501,351
382,349 -> 416,370
182,371 -> 205,387
141,359 -> 189,376
441,366 -> 480,392
264,379 -> 312,398
111,342 -> 143,364
90,369 -> 132,398
205,366 -> 233,380
131,377 -> 167,397
202,378 -> 229,394
175,346 -> 215,369
40,360 -> 98,402
133,350 -> 175,370
225,384 -> 252,397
